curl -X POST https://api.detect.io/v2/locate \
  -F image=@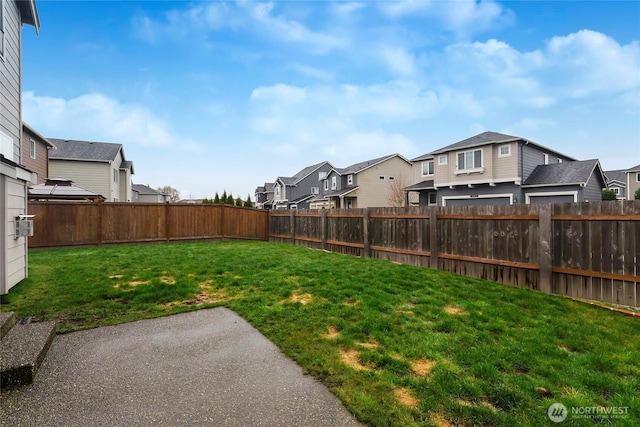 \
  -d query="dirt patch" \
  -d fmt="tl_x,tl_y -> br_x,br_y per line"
356,338 -> 379,349
286,292 -> 314,305
339,349 -> 374,371
113,279 -> 149,289
323,326 -> 340,339
160,276 -> 176,285
431,412 -> 454,427
411,359 -> 434,377
108,274 -> 123,279
557,345 -> 571,352
457,398 -> 499,412
343,300 -> 361,307
535,387 -> 553,398
396,303 -> 415,316
444,306 -> 467,315
394,387 -> 419,410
